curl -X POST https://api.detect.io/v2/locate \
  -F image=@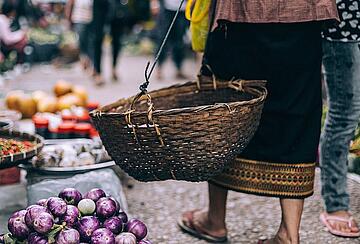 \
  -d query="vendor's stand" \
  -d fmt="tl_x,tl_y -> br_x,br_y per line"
0,81 -> 149,242
0,120 -> 150,243
349,126 -> 360,175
